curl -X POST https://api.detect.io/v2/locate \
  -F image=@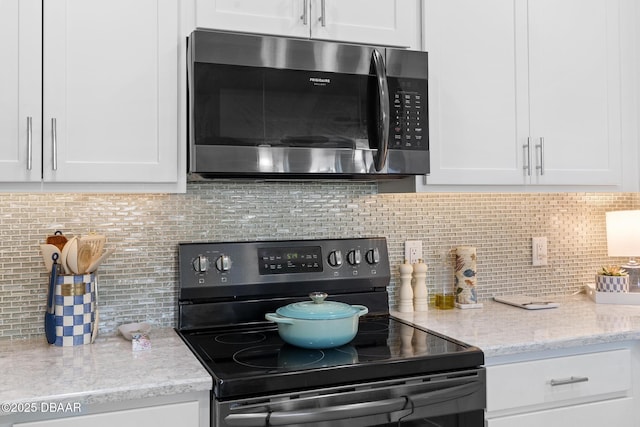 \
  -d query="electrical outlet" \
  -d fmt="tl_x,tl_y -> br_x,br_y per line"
405,240 -> 423,264
532,237 -> 548,266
